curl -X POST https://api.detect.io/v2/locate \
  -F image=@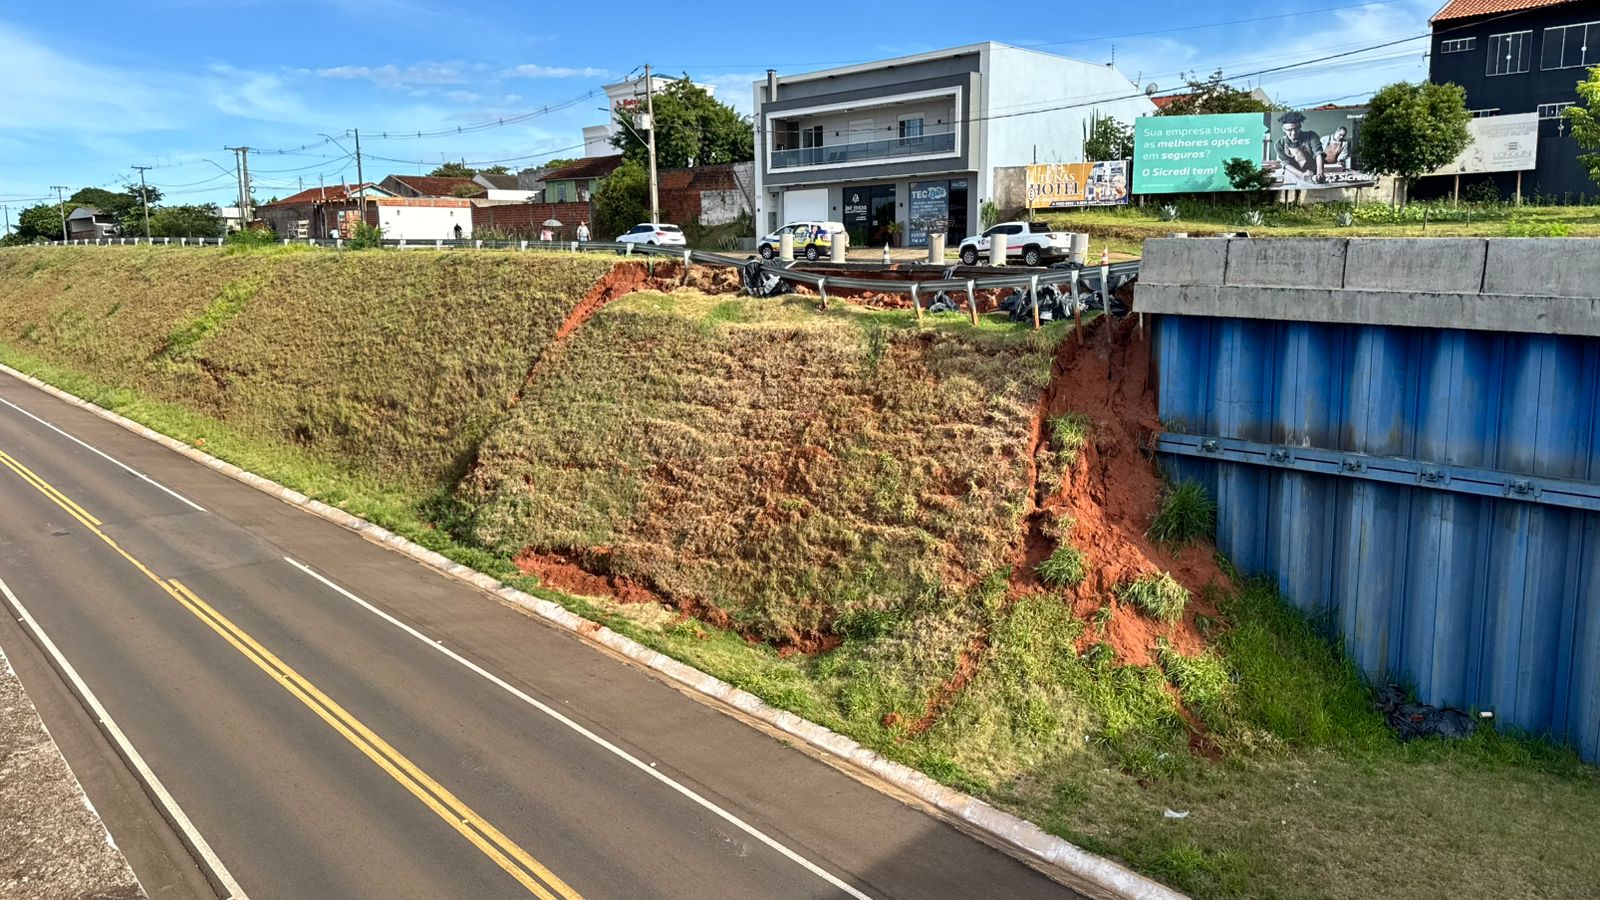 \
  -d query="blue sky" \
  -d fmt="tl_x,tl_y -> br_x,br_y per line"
0,0 -> 1438,215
